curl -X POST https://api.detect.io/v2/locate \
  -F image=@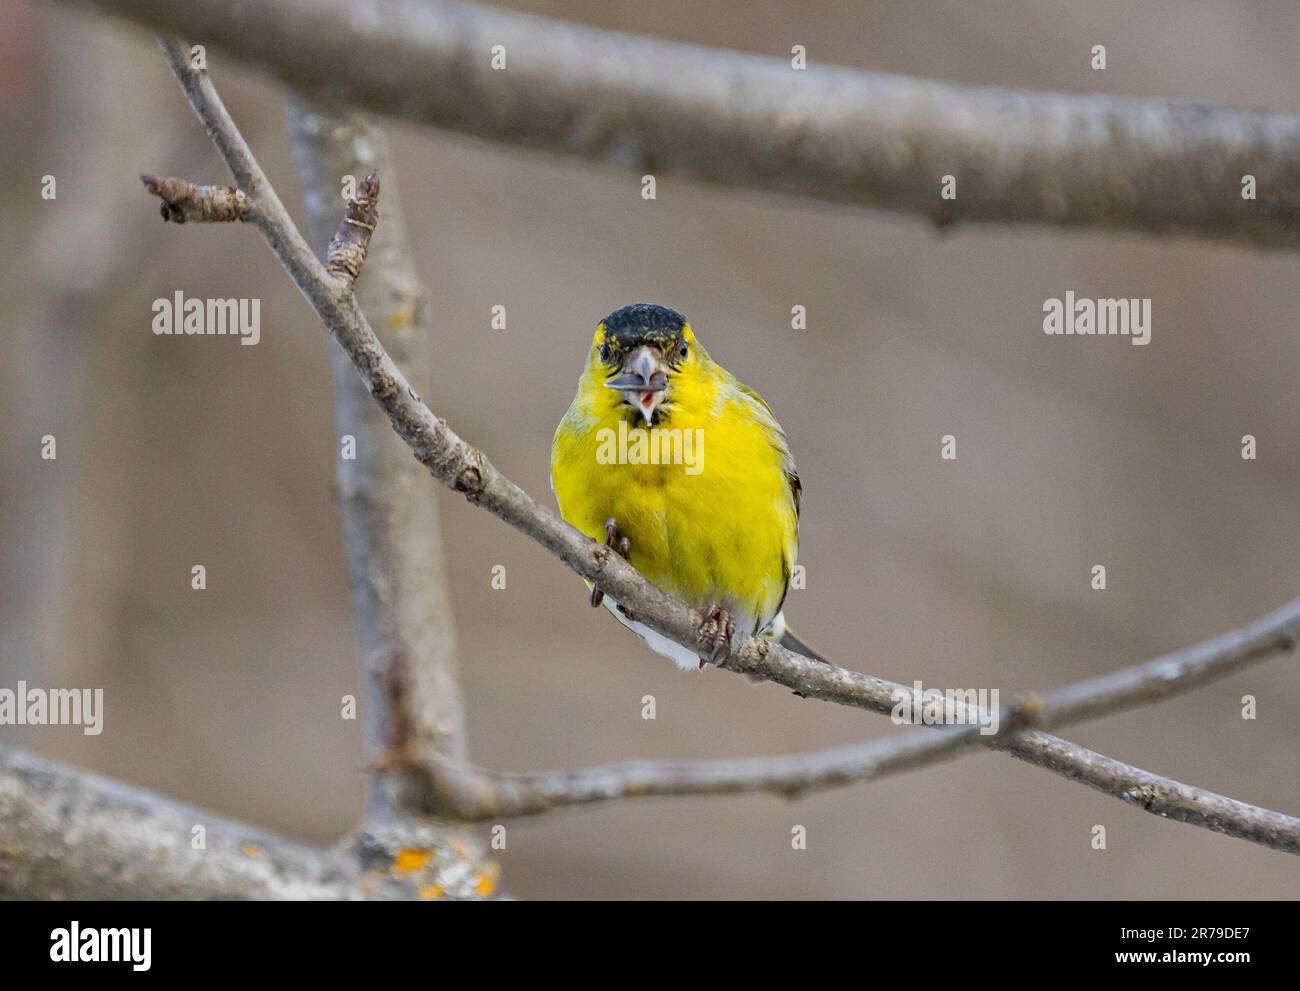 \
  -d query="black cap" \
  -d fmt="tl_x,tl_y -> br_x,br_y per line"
599,303 -> 687,352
